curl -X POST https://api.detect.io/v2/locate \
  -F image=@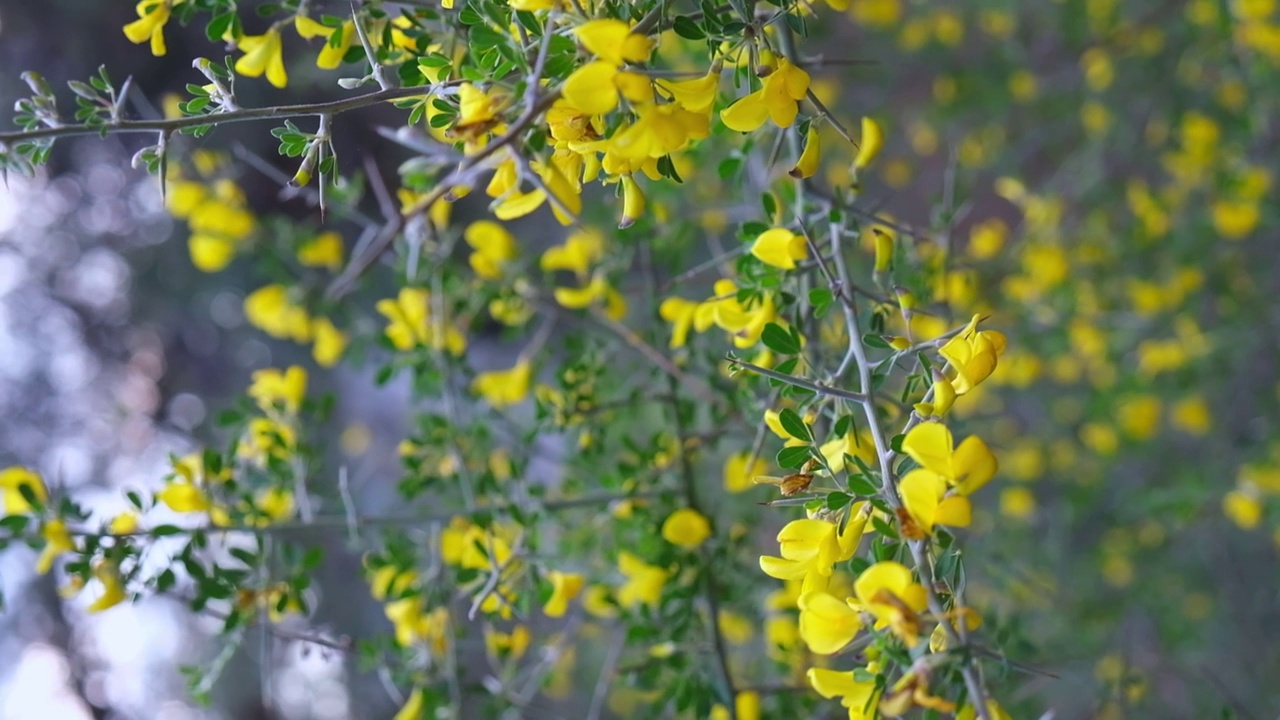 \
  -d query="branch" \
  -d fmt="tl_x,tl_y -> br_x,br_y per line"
0,85 -> 441,144
68,490 -> 653,540
728,356 -> 867,403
